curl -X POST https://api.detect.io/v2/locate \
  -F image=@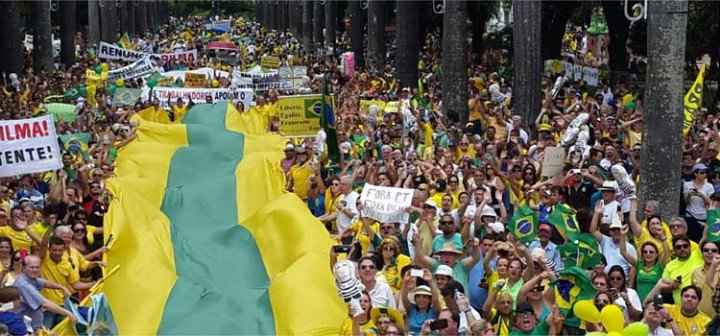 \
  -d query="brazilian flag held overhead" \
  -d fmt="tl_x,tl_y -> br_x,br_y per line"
707,209 -> 720,242
508,205 -> 538,244
558,233 -> 602,269
548,203 -> 581,240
